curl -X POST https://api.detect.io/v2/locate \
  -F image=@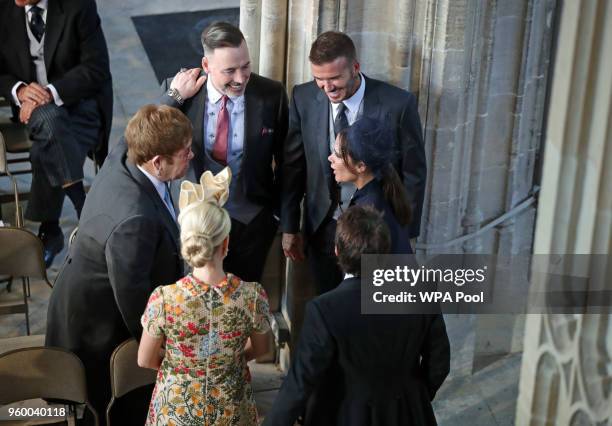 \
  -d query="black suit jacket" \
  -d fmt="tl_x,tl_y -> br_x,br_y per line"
281,76 -> 426,238
0,0 -> 113,161
160,73 -> 289,210
45,140 -> 183,411
264,277 -> 450,426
